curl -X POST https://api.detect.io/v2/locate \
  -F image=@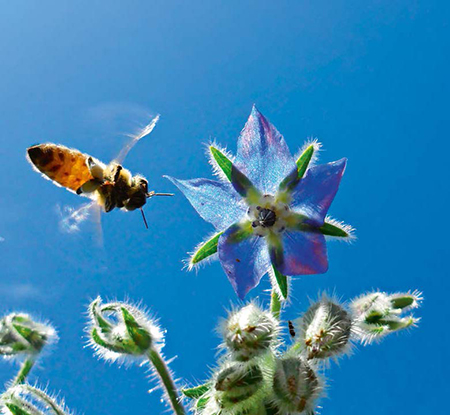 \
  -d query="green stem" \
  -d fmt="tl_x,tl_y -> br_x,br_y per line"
147,348 -> 186,415
270,290 -> 282,320
13,358 -> 35,385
